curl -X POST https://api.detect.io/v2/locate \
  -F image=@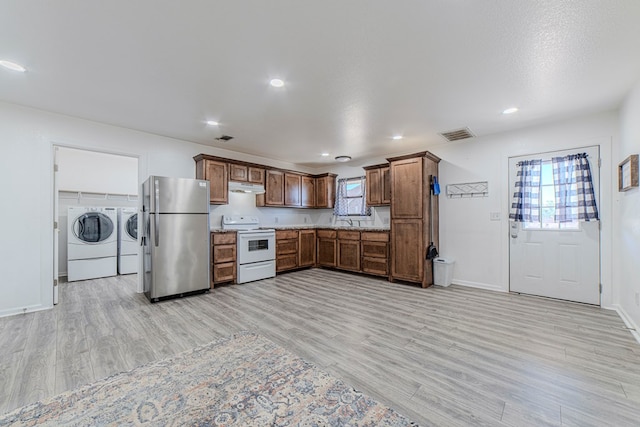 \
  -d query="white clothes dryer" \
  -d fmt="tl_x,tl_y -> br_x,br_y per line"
67,206 -> 118,281
118,207 -> 138,275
